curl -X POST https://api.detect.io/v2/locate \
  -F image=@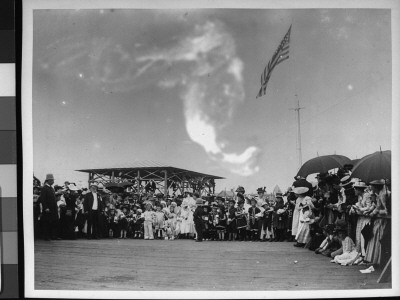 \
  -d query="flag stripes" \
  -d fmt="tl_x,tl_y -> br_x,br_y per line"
256,25 -> 291,98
